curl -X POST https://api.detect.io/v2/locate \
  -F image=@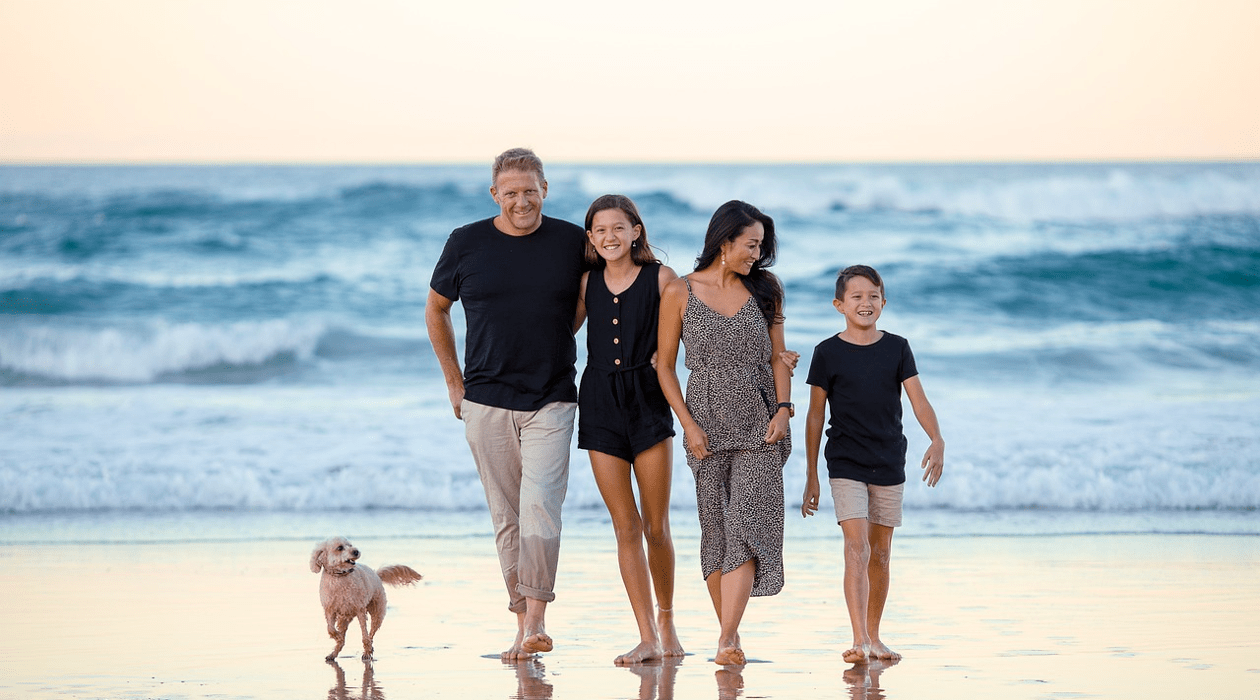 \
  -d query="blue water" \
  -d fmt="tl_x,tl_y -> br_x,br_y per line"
2,163 -> 1258,531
